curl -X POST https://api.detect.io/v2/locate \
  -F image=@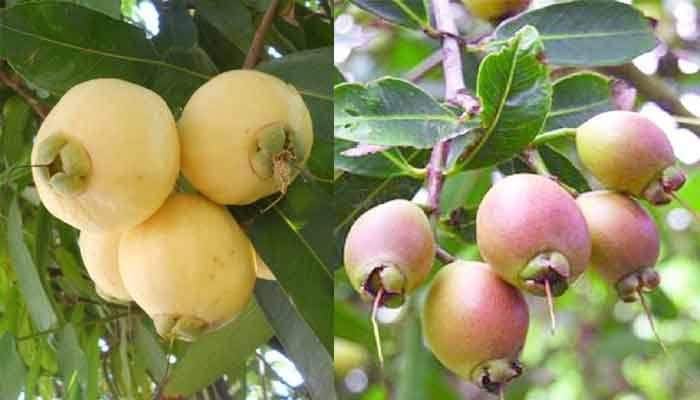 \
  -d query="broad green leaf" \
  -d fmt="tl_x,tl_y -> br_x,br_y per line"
232,179 -> 334,352
6,0 -> 121,18
57,324 -> 88,399
7,197 -> 58,331
0,333 -> 26,399
350,0 -> 429,29
151,47 -> 217,114
1,96 -> 32,165
153,0 -> 197,53
134,319 -> 167,381
258,47 -> 336,180
647,288 -> 679,320
164,300 -> 274,396
539,145 -> 591,193
195,15 -> 247,71
256,281 -> 336,400
461,26 -> 551,169
333,300 -> 378,352
193,0 -> 254,53
335,78 -> 473,149
335,139 -> 425,178
545,72 -> 615,130
493,0 -> 656,66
